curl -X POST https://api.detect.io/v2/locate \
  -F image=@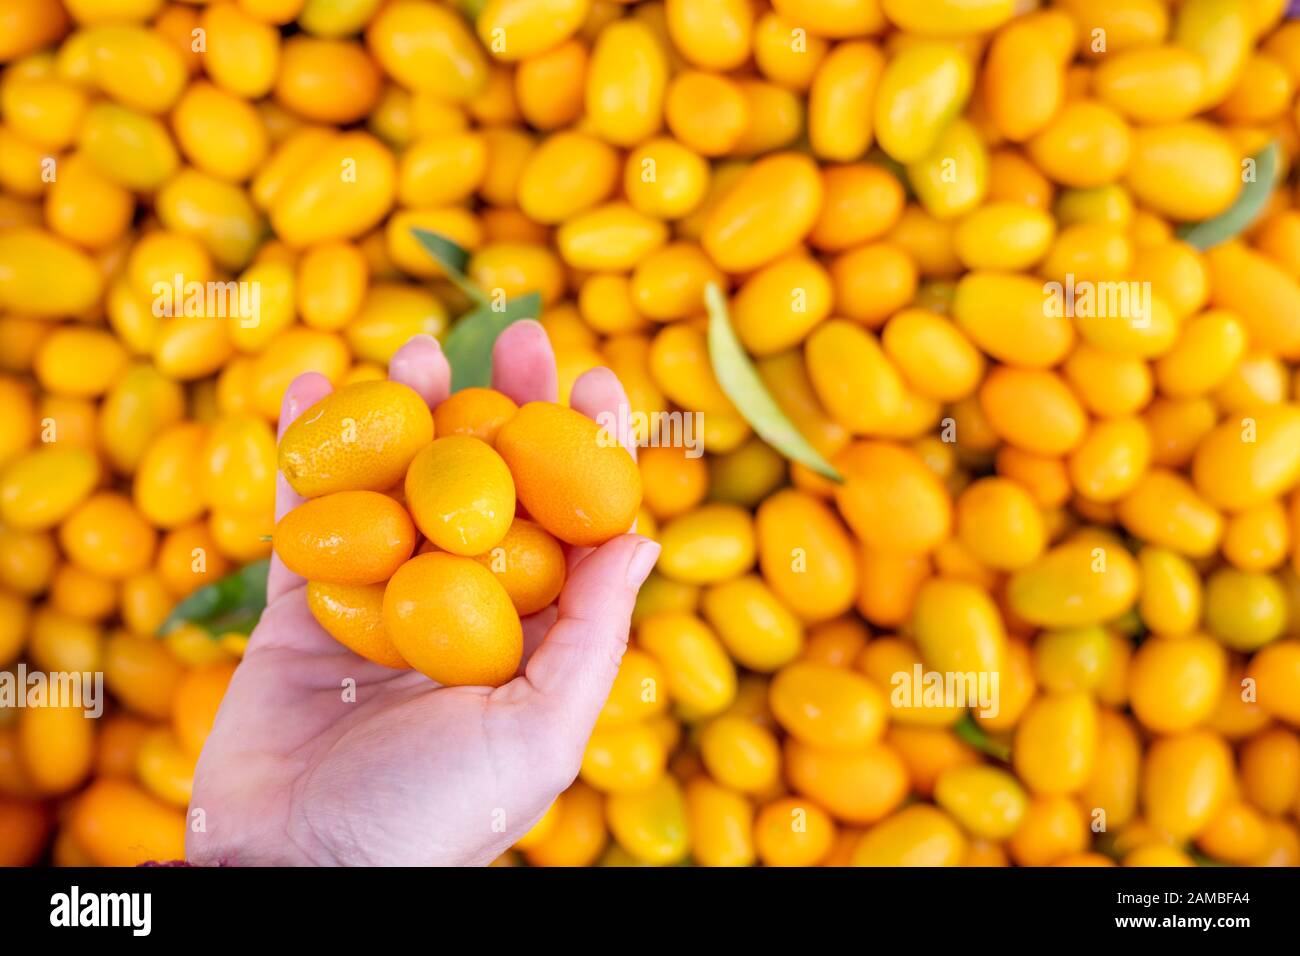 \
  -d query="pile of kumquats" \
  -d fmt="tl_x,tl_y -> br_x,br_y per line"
3,0 -> 1300,868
